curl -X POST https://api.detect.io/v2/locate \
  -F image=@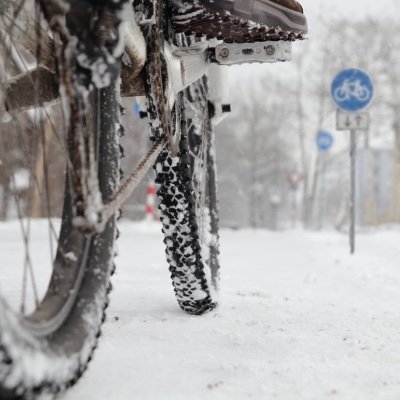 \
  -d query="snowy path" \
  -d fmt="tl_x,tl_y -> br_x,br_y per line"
54,224 -> 400,400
